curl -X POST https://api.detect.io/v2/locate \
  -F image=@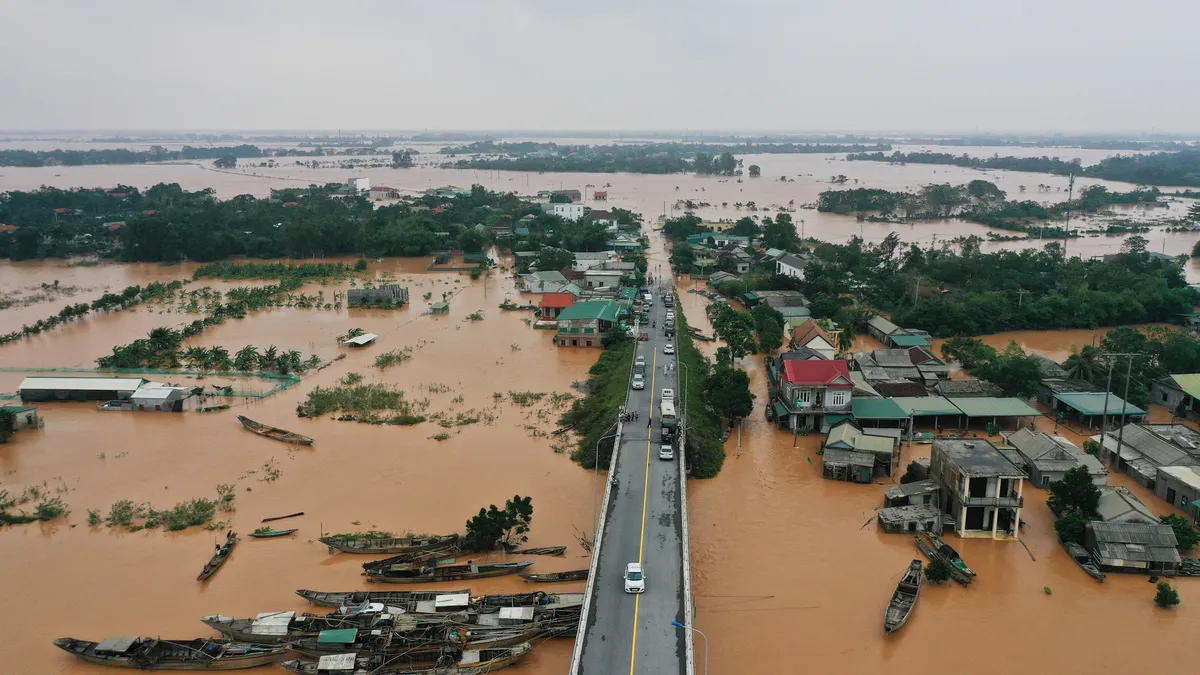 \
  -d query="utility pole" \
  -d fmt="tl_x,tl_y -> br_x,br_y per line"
1097,352 -> 1141,463
1114,353 -> 1138,468
913,275 -> 921,306
1016,289 -> 1029,308
1063,173 -> 1075,259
